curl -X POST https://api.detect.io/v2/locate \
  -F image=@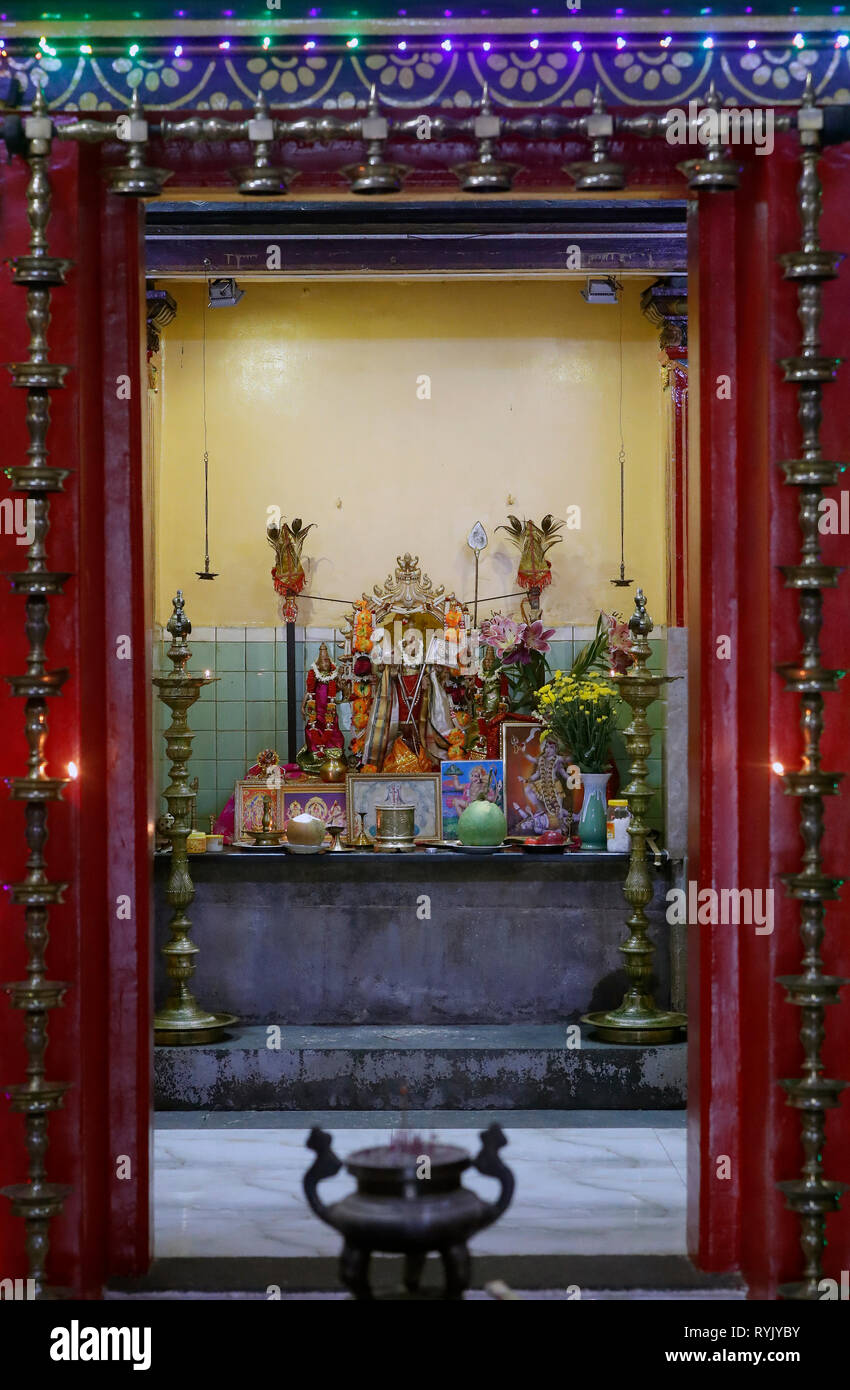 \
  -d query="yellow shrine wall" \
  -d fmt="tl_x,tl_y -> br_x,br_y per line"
153,277 -> 666,630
